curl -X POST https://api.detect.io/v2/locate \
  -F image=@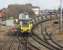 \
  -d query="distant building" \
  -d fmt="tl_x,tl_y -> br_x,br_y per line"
0,10 -> 6,25
7,4 -> 33,18
6,4 -> 40,18
32,7 -> 40,16
40,9 -> 58,16
0,10 -> 6,21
